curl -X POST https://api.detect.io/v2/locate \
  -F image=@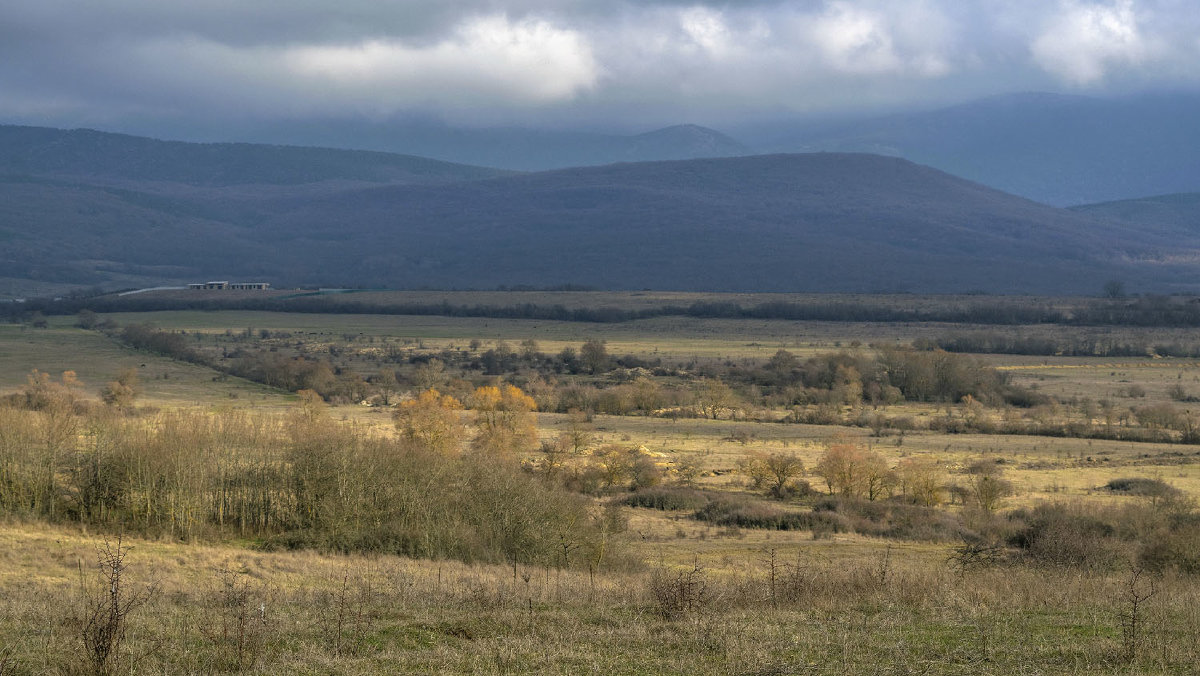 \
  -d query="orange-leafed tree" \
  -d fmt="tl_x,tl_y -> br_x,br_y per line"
470,384 -> 538,457
393,389 -> 466,455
